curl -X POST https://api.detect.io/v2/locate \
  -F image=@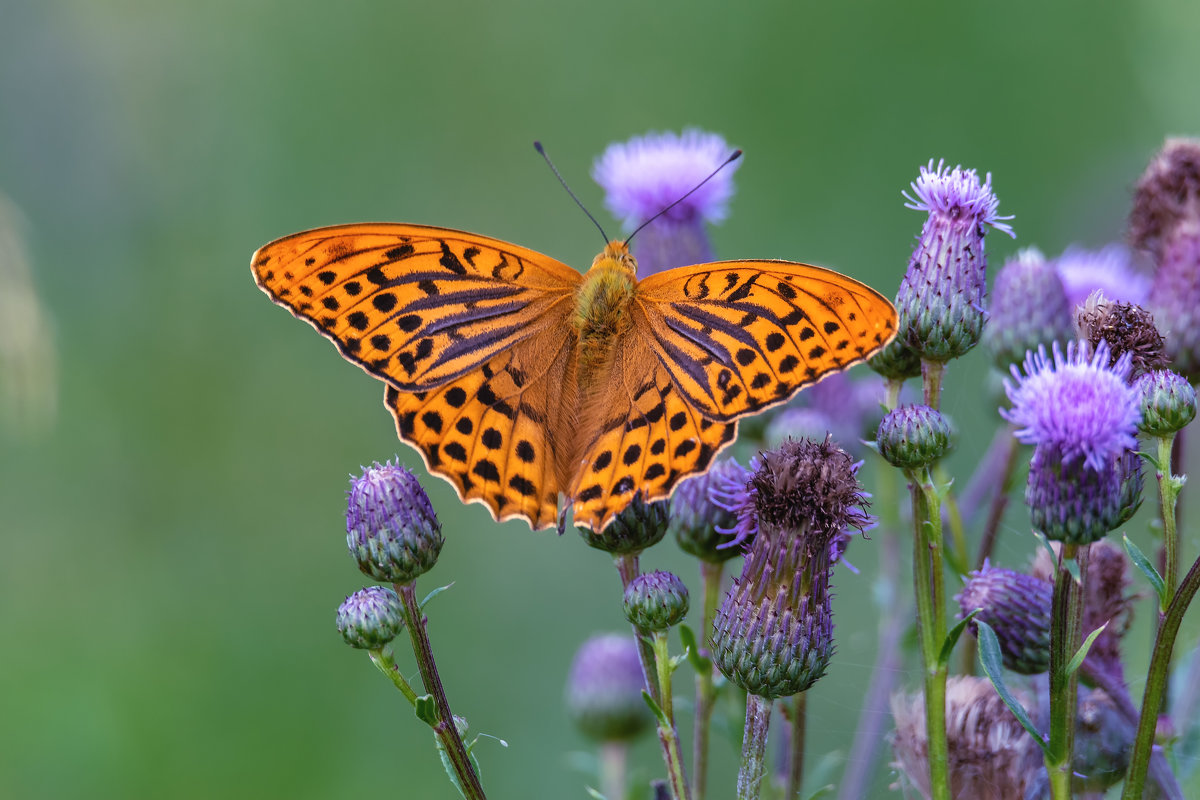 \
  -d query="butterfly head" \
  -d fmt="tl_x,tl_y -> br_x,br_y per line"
589,240 -> 639,281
